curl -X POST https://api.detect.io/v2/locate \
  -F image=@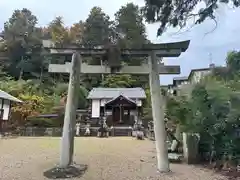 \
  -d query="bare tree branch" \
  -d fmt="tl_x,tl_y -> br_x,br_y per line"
202,18 -> 218,39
